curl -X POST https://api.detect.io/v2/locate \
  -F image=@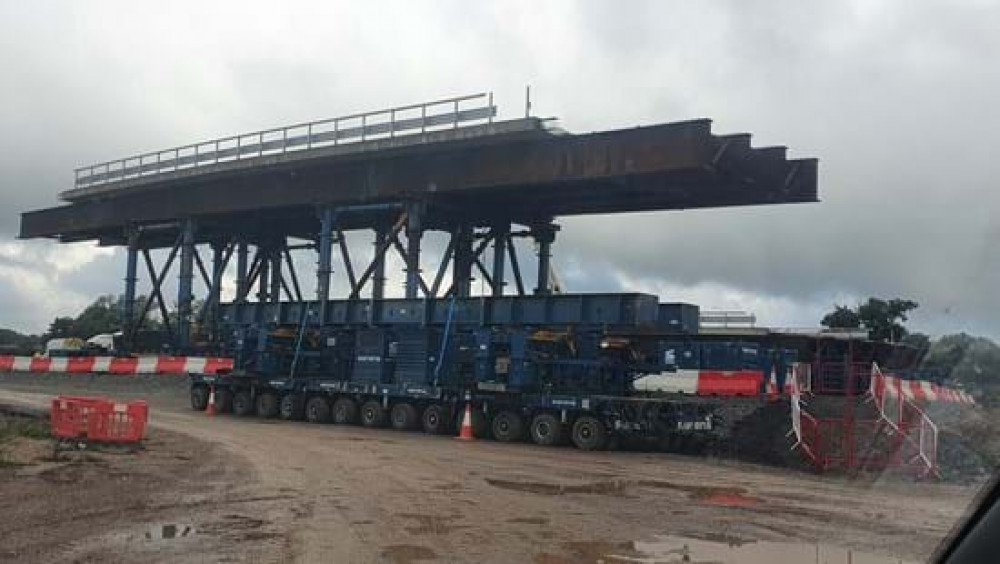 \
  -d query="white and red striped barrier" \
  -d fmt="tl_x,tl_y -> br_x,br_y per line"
0,355 -> 233,376
879,374 -> 976,405
633,369 -> 763,396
